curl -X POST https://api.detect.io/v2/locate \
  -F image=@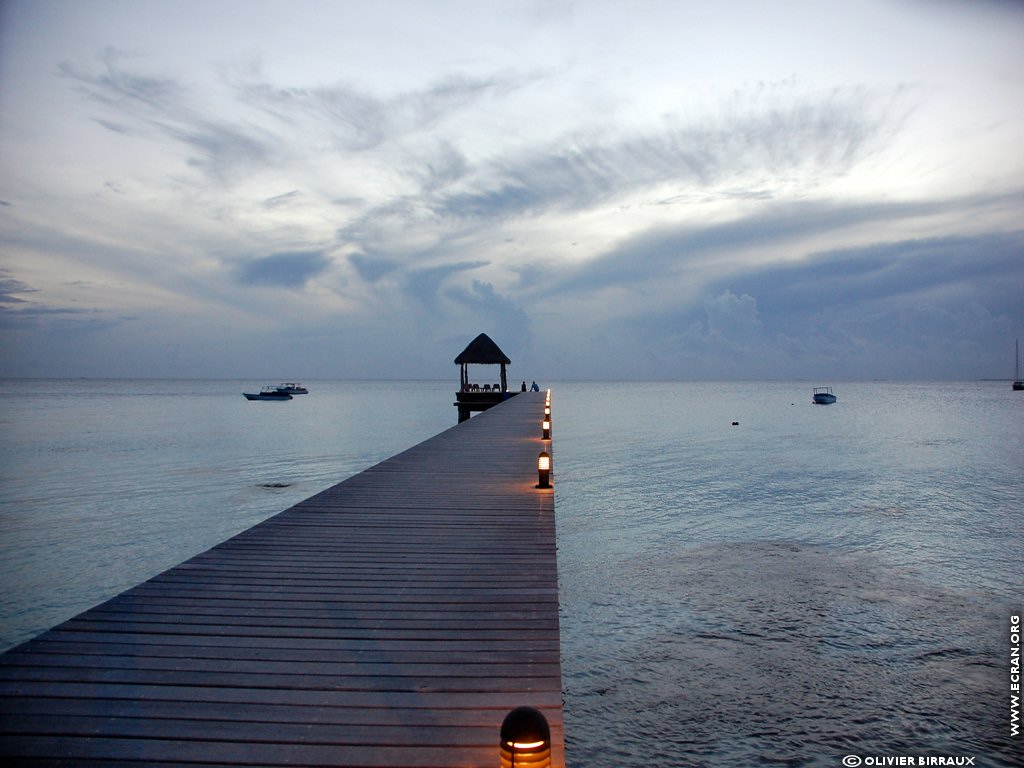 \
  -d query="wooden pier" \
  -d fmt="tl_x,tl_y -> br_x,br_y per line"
0,392 -> 562,767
